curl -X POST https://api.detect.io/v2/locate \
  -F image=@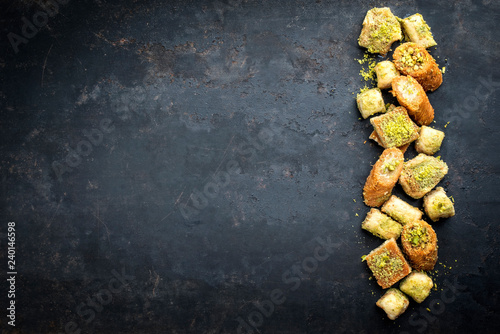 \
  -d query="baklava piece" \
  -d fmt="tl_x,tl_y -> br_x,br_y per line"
401,220 -> 438,271
415,126 -> 445,155
399,153 -> 448,199
423,187 -> 455,222
401,14 -> 437,49
362,208 -> 403,240
363,148 -> 405,207
358,7 -> 403,55
399,271 -> 434,303
376,288 -> 410,320
381,195 -> 423,226
365,238 -> 412,289
393,42 -> 442,92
